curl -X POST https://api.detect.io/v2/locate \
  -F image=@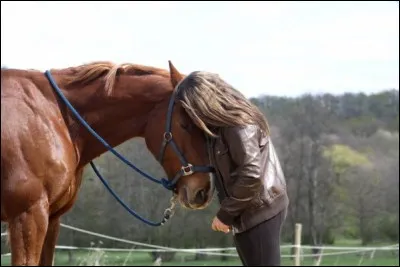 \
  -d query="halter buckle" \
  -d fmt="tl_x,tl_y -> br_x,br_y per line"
182,164 -> 194,176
